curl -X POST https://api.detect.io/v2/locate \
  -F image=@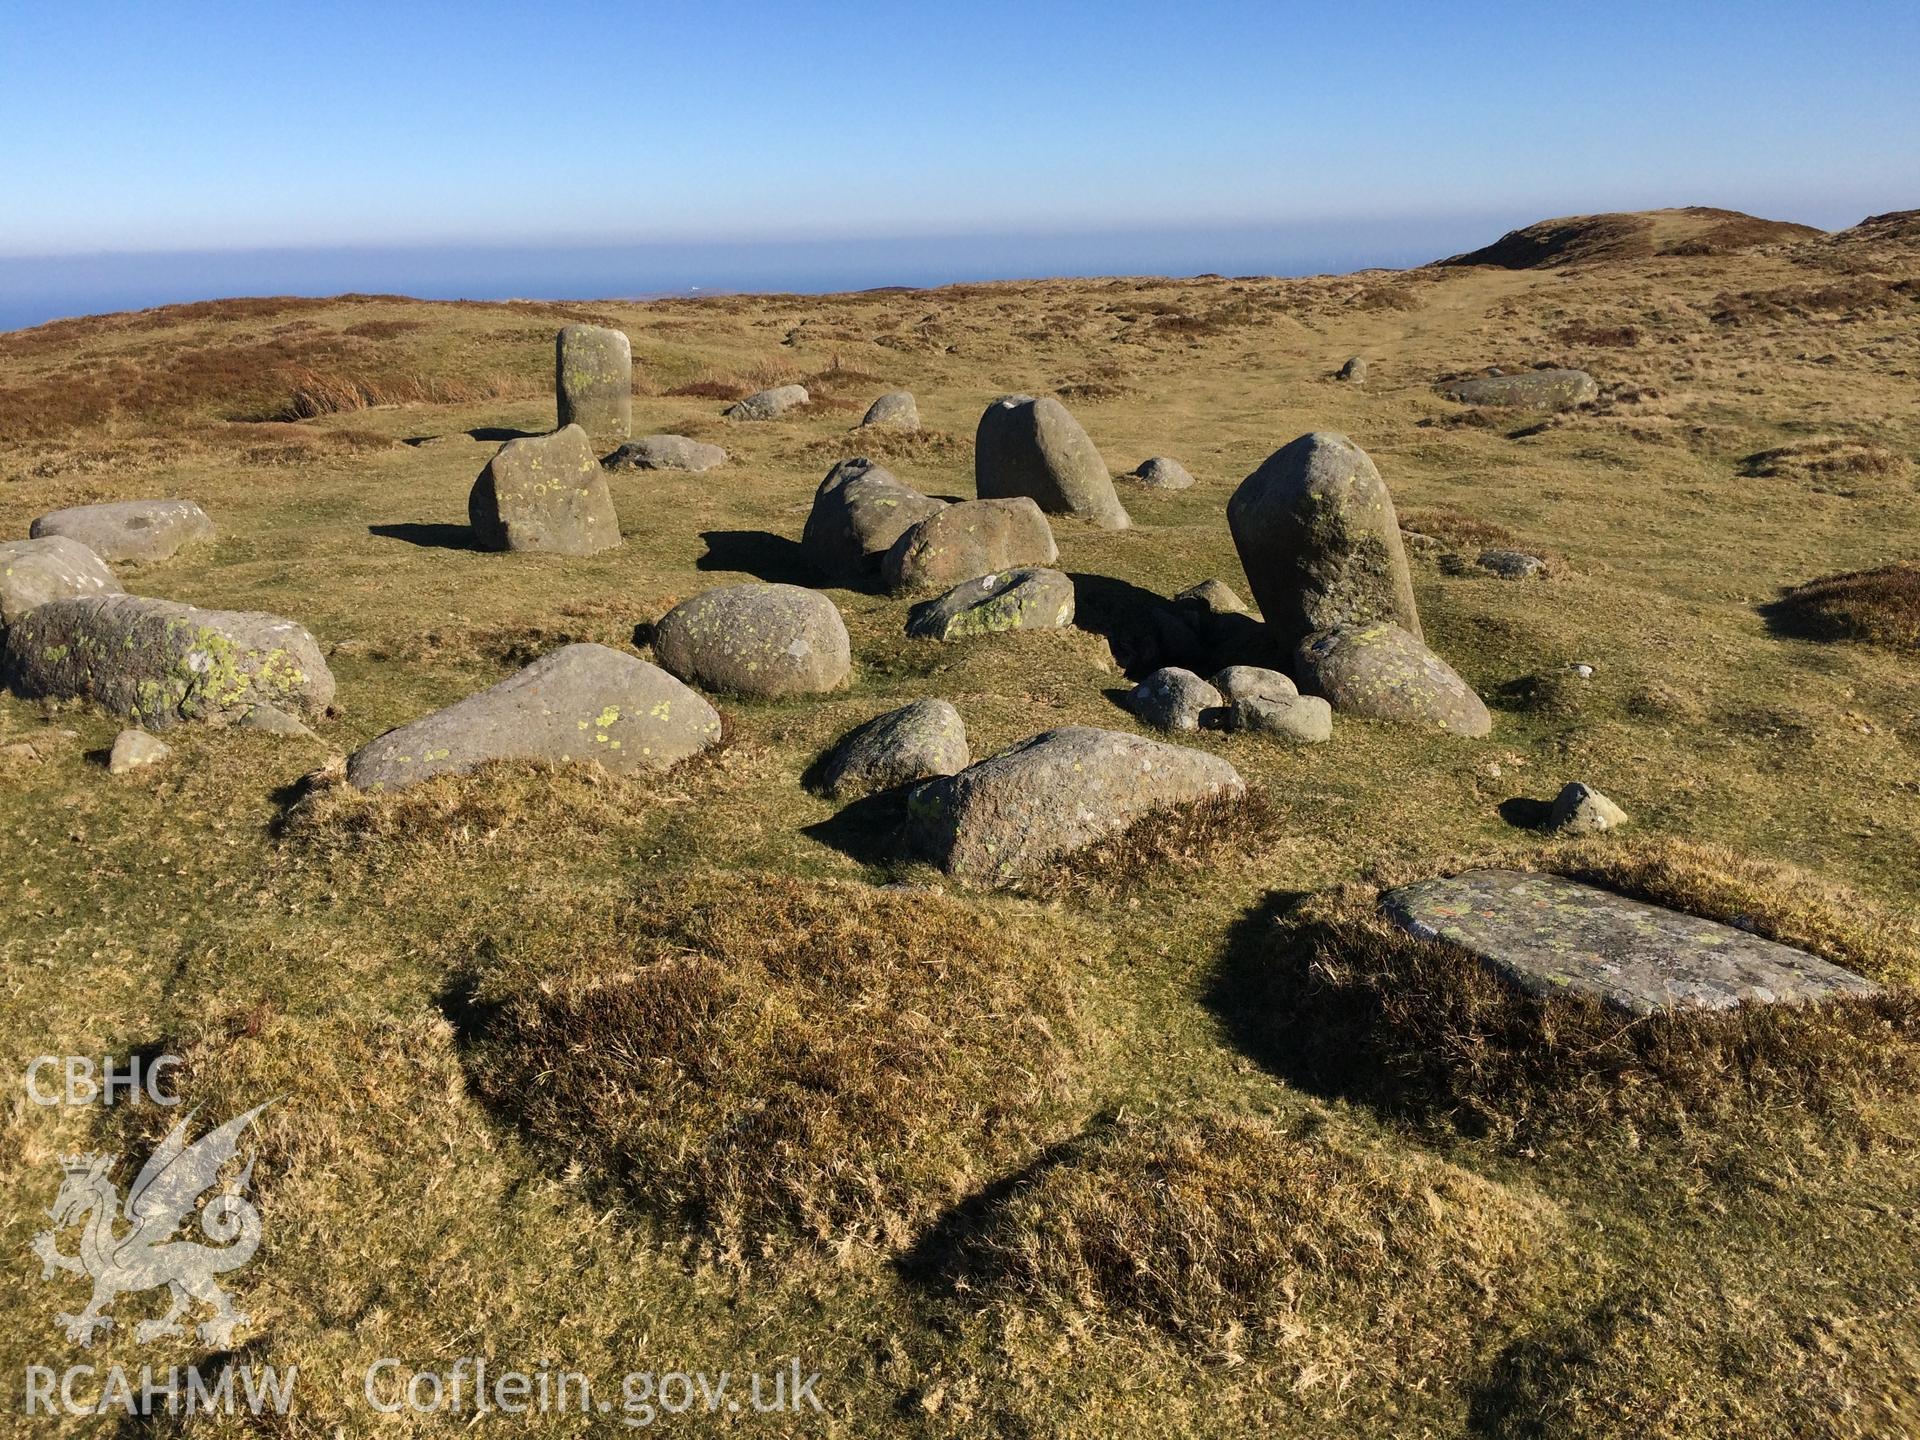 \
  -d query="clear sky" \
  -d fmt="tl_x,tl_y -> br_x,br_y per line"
3,0 -> 1915,260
